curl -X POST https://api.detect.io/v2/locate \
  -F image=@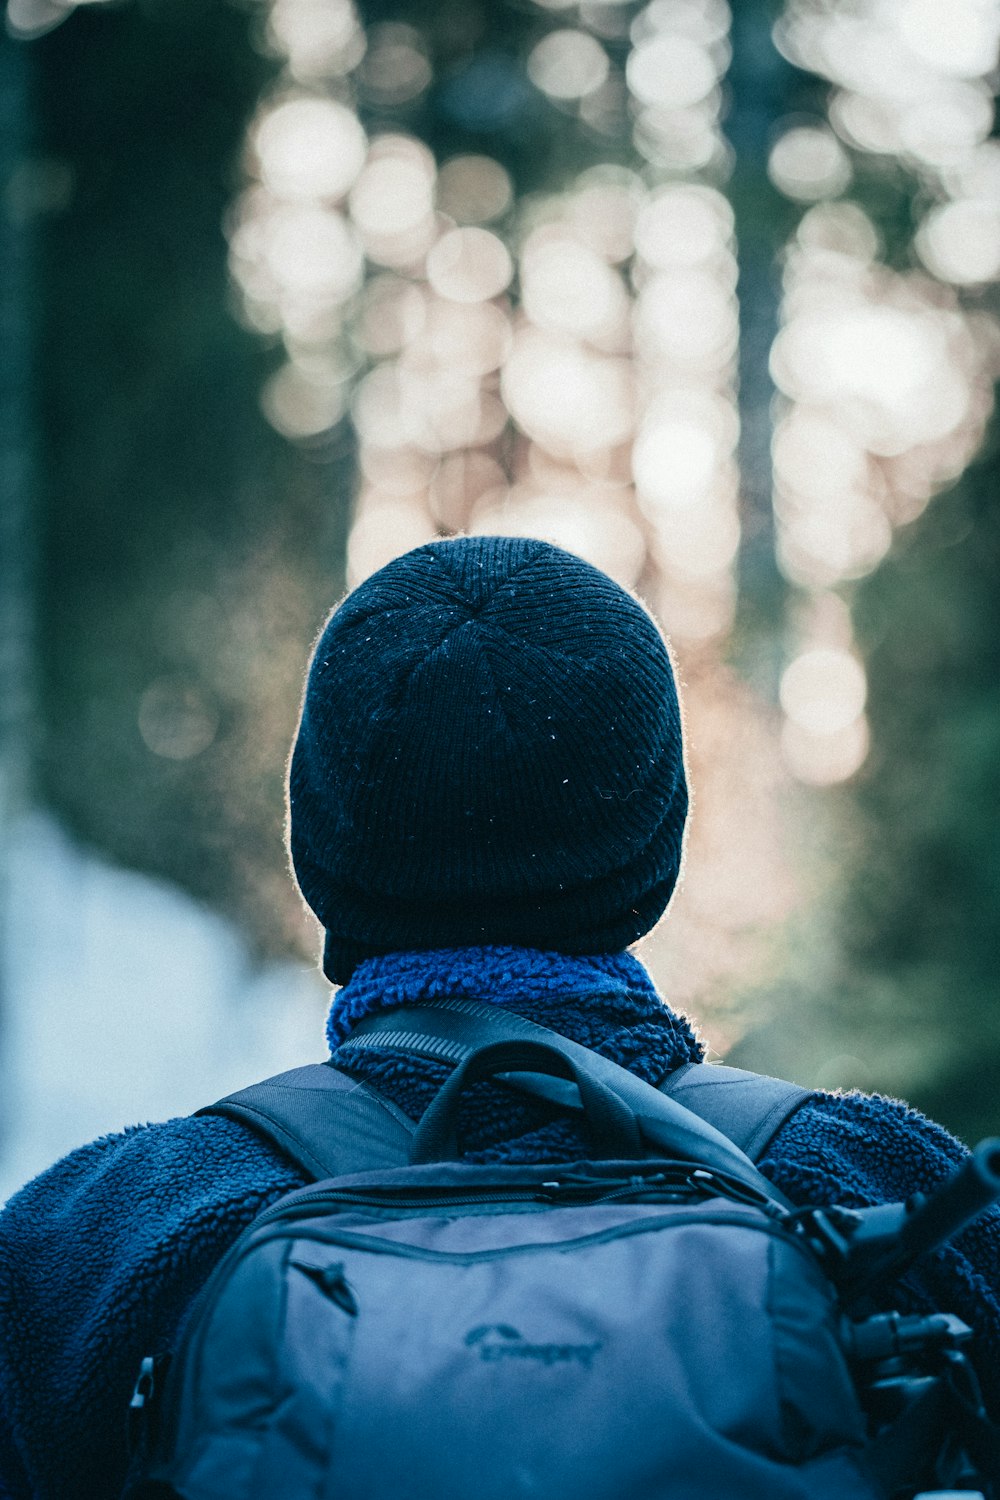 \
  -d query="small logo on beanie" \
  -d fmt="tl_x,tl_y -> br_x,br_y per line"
464,1324 -> 601,1369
